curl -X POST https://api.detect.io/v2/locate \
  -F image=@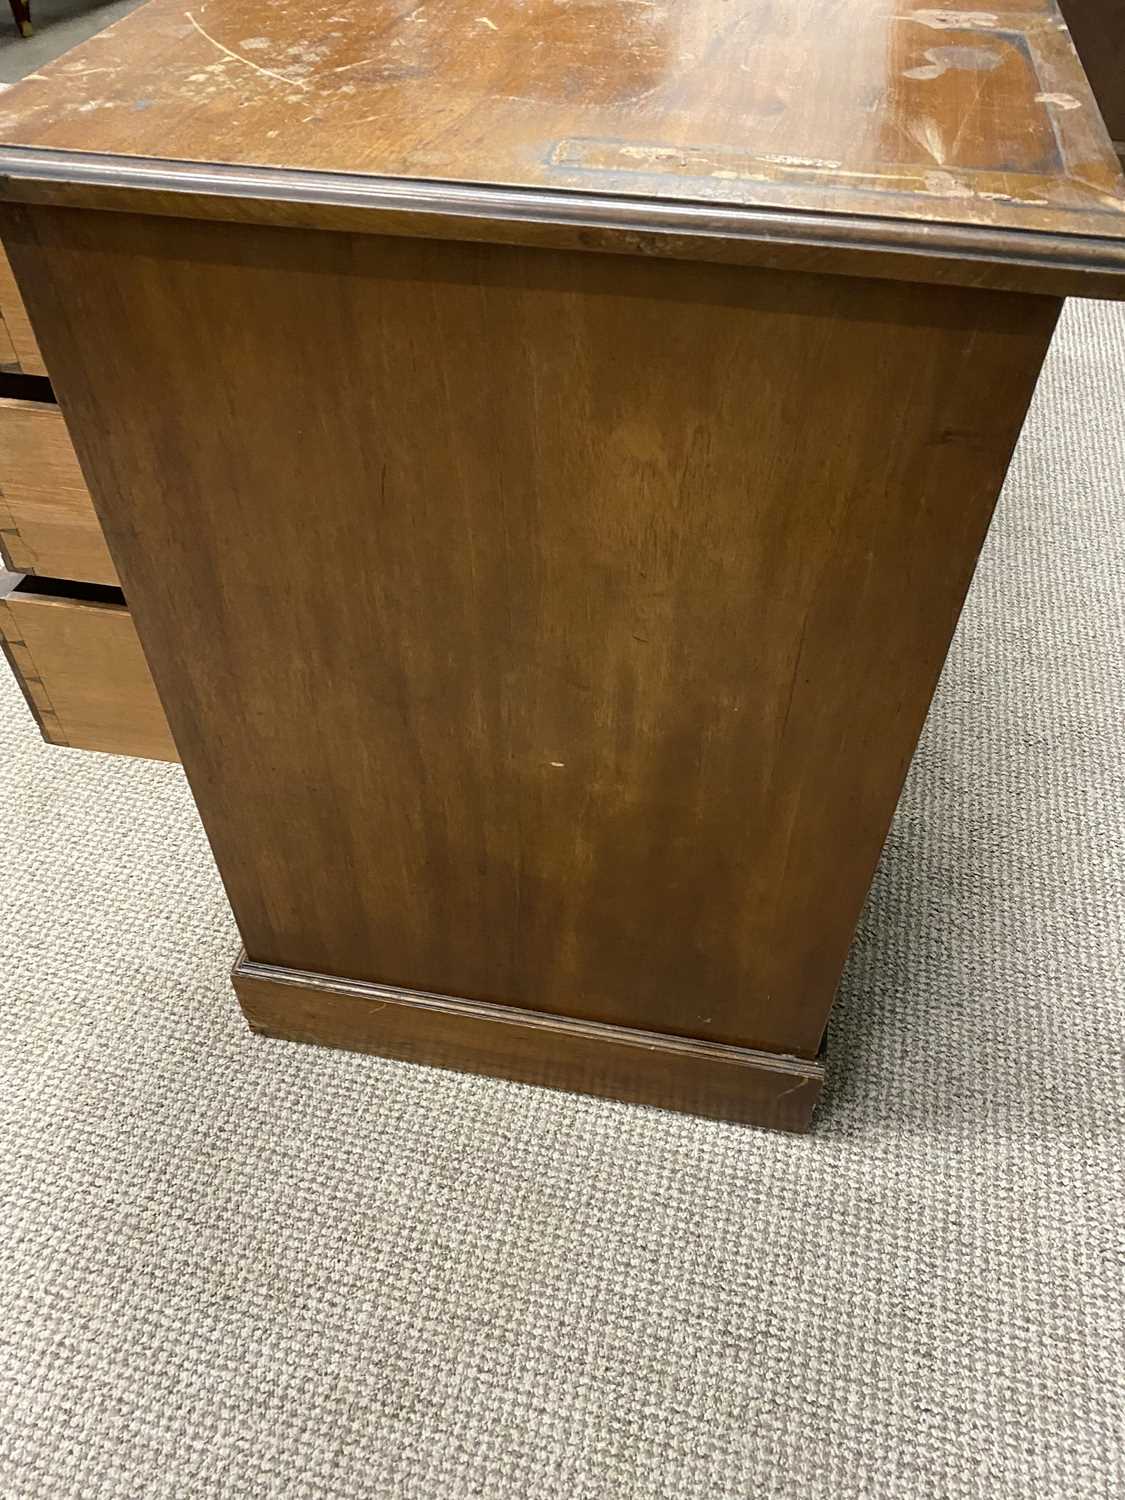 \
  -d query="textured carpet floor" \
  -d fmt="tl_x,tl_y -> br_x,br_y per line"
1,298 -> 1123,1500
